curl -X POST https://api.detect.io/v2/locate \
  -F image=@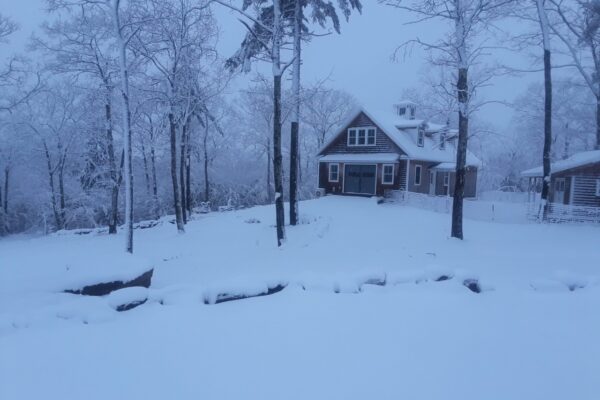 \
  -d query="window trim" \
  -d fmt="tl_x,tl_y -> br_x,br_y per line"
414,165 -> 422,186
328,163 -> 339,182
382,164 -> 395,185
443,172 -> 450,187
439,132 -> 446,150
347,127 -> 376,147
417,127 -> 425,147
